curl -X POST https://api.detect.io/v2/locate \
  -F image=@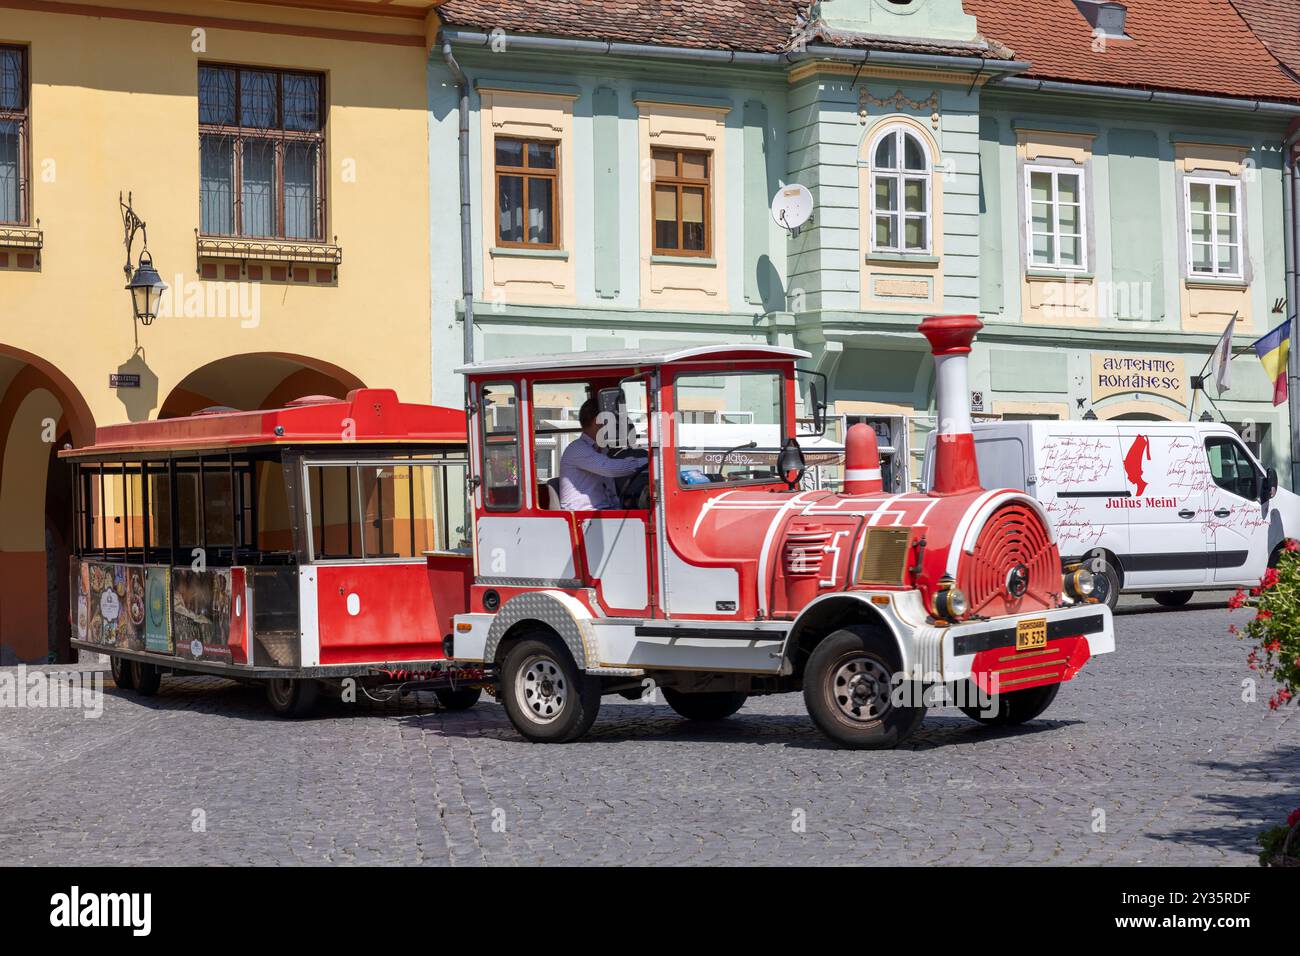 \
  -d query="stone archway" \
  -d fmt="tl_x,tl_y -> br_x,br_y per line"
0,347 -> 95,664
159,352 -> 366,418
